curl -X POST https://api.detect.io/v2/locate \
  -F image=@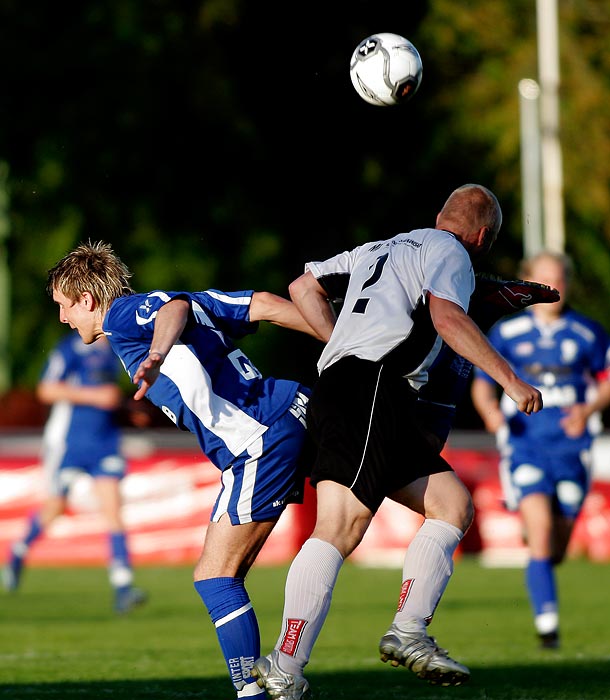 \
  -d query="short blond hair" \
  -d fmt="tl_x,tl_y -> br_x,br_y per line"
439,184 -> 503,239
47,241 -> 134,314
